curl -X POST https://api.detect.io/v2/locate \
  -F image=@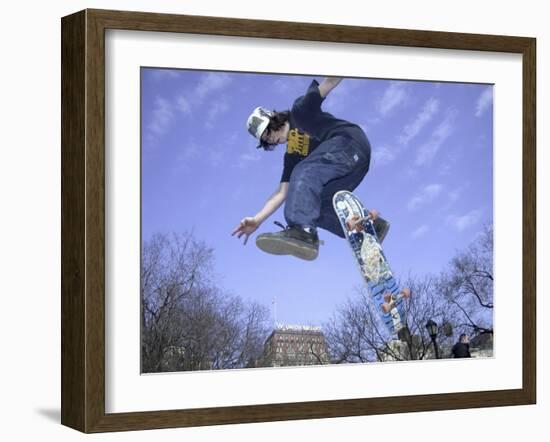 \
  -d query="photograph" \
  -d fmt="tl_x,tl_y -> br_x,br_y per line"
140,69 -> 494,373
57,6 -> 536,434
